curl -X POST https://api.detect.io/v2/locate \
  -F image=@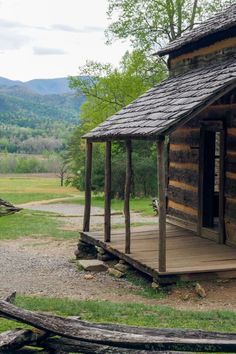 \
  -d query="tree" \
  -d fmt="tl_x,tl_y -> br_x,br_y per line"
106,0 -> 233,52
69,50 -> 166,133
67,51 -> 165,194
67,1 -> 233,196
